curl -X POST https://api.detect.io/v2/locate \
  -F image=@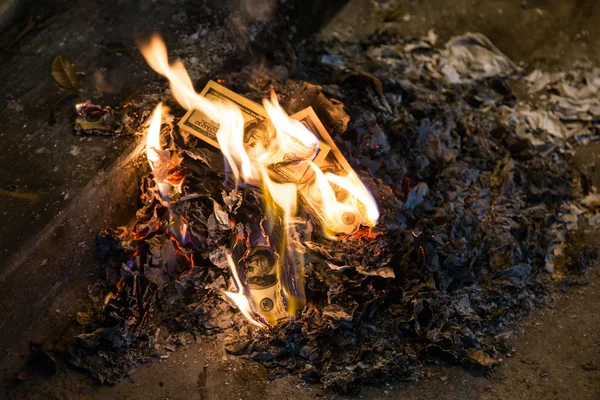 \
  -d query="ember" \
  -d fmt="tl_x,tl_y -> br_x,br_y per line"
58,28 -> 600,393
